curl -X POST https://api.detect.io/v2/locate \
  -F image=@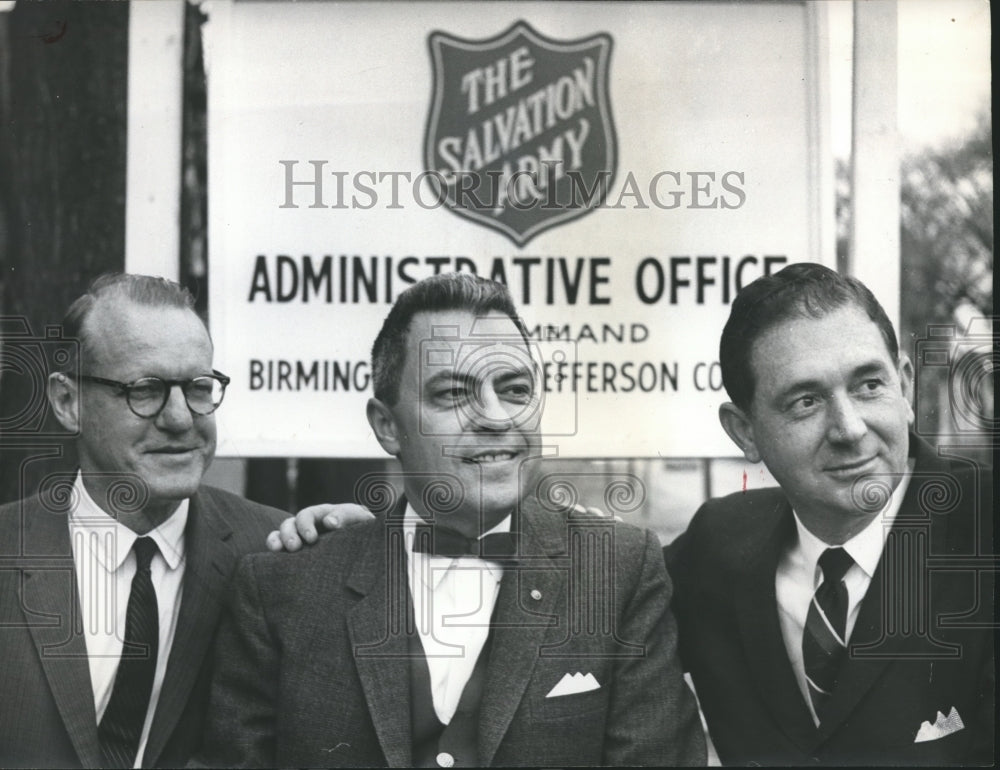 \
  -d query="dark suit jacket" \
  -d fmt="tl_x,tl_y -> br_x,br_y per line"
200,497 -> 707,767
0,485 -> 285,768
666,436 -> 995,765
